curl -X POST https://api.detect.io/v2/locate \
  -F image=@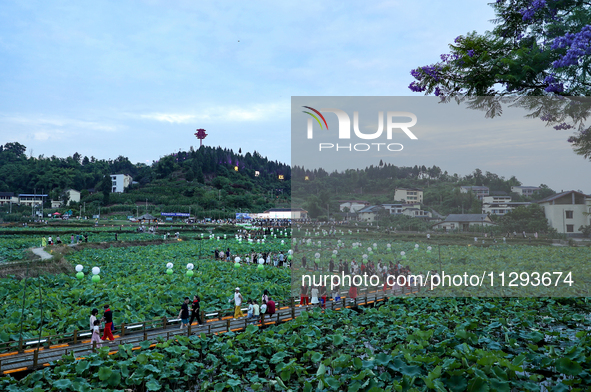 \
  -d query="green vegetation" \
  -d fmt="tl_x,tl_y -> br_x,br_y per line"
292,166 -> 556,220
0,239 -> 290,346
0,143 -> 290,222
2,297 -> 591,391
